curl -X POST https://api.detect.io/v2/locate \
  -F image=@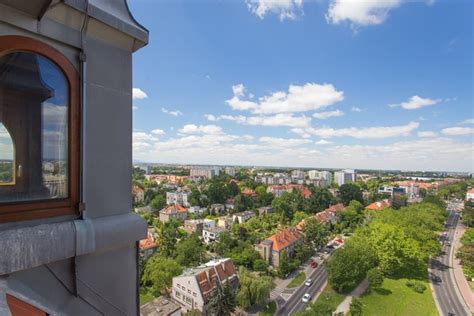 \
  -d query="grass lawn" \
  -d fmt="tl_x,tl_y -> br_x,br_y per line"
139,292 -> 155,305
359,278 -> 438,316
313,283 -> 346,311
288,272 -> 306,288
259,301 -> 277,316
